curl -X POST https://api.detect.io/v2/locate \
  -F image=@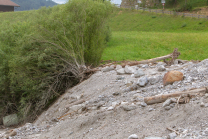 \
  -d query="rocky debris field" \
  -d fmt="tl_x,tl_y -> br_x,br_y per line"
1,59 -> 208,139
